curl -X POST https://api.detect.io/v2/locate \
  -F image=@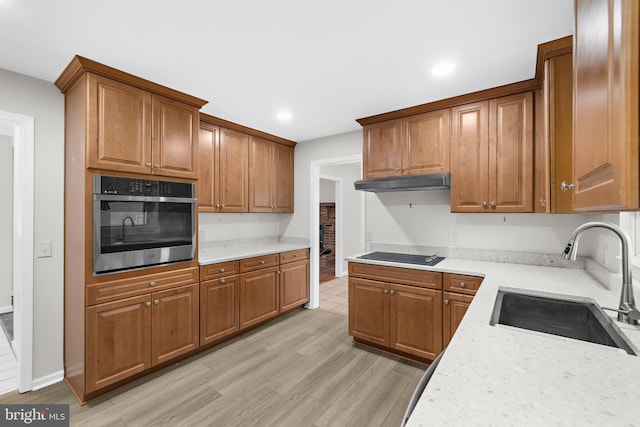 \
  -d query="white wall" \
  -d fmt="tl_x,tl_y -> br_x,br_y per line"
320,163 -> 364,274
0,68 -> 64,382
199,212 -> 286,243
0,135 -> 12,311
281,130 -> 362,239
319,179 -> 335,203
